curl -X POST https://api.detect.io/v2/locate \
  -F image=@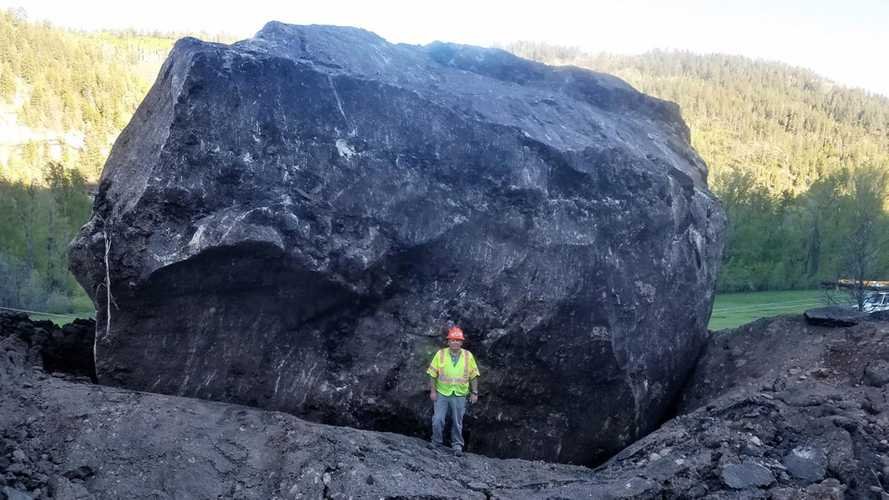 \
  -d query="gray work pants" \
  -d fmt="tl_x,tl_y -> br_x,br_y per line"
431,393 -> 467,449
